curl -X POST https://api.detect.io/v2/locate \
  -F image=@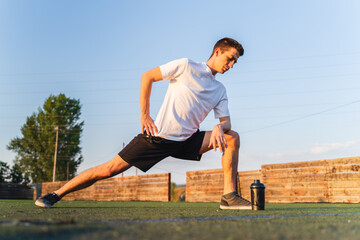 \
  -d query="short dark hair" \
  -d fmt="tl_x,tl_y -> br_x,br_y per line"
210,37 -> 244,57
